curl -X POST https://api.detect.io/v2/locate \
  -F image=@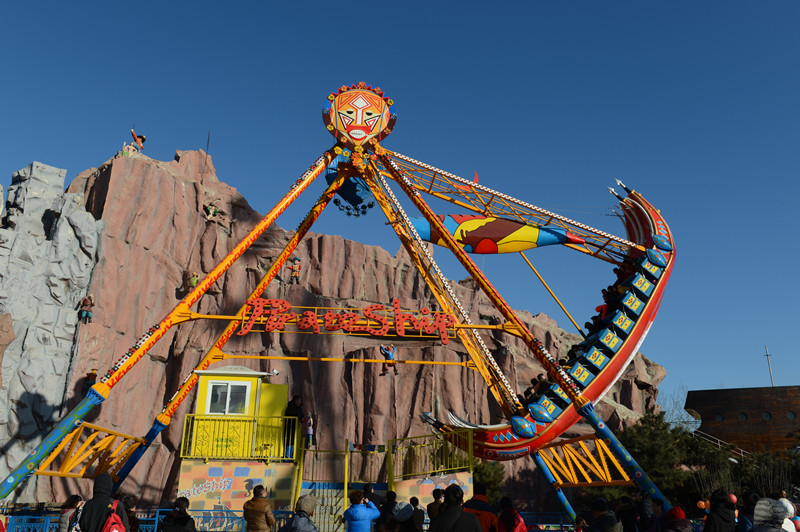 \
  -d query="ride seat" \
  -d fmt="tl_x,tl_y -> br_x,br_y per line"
602,309 -> 634,337
568,363 -> 595,389
619,290 -> 645,316
585,327 -> 623,354
638,256 -> 663,281
627,273 -> 654,298
582,346 -> 610,373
